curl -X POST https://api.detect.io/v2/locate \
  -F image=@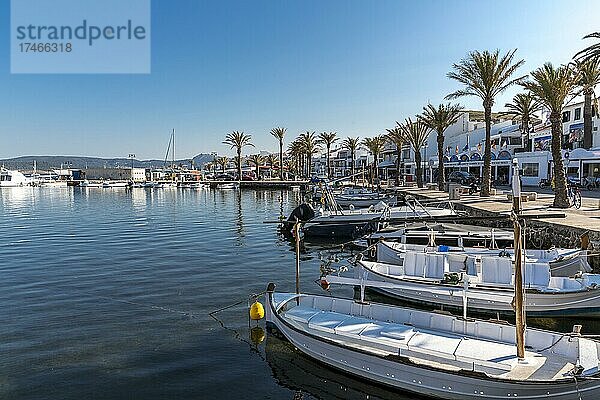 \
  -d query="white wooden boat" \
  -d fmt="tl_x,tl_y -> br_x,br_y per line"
266,285 -> 600,399
324,255 -> 600,317
377,240 -> 591,277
